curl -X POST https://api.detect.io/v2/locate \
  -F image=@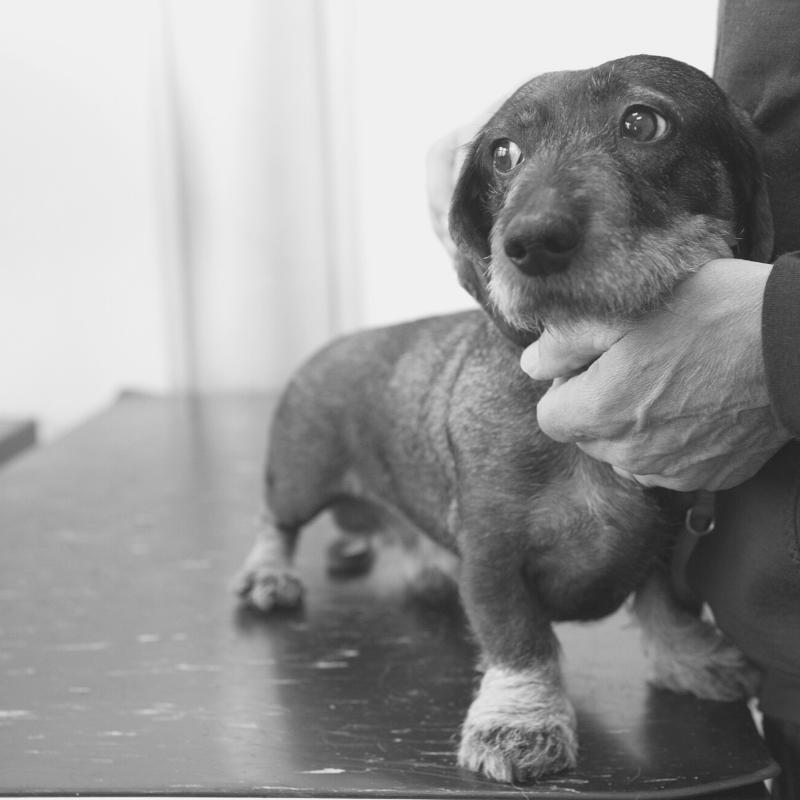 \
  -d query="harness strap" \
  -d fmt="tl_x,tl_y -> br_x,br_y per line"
671,490 -> 717,608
